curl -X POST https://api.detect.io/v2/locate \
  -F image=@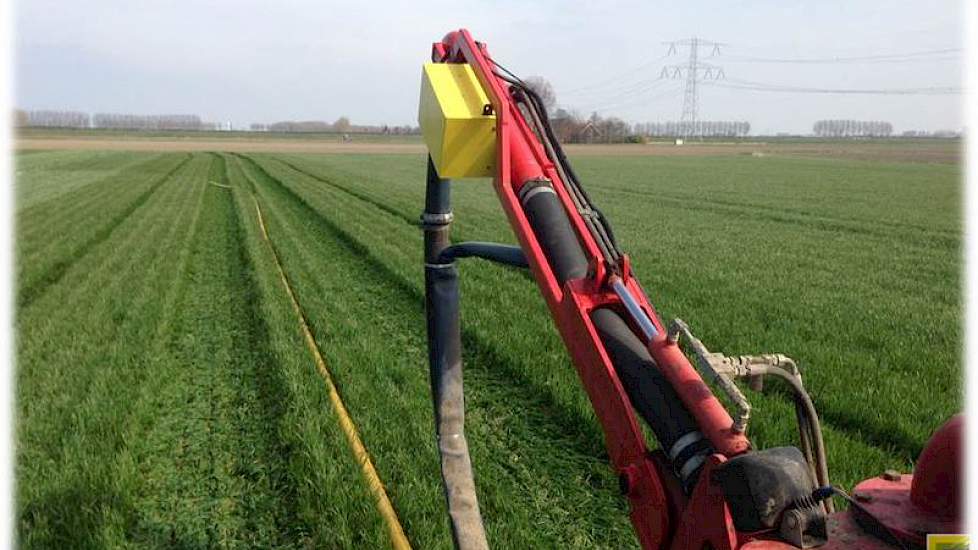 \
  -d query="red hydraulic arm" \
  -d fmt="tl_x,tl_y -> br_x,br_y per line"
425,29 -> 962,550
432,29 -> 752,550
